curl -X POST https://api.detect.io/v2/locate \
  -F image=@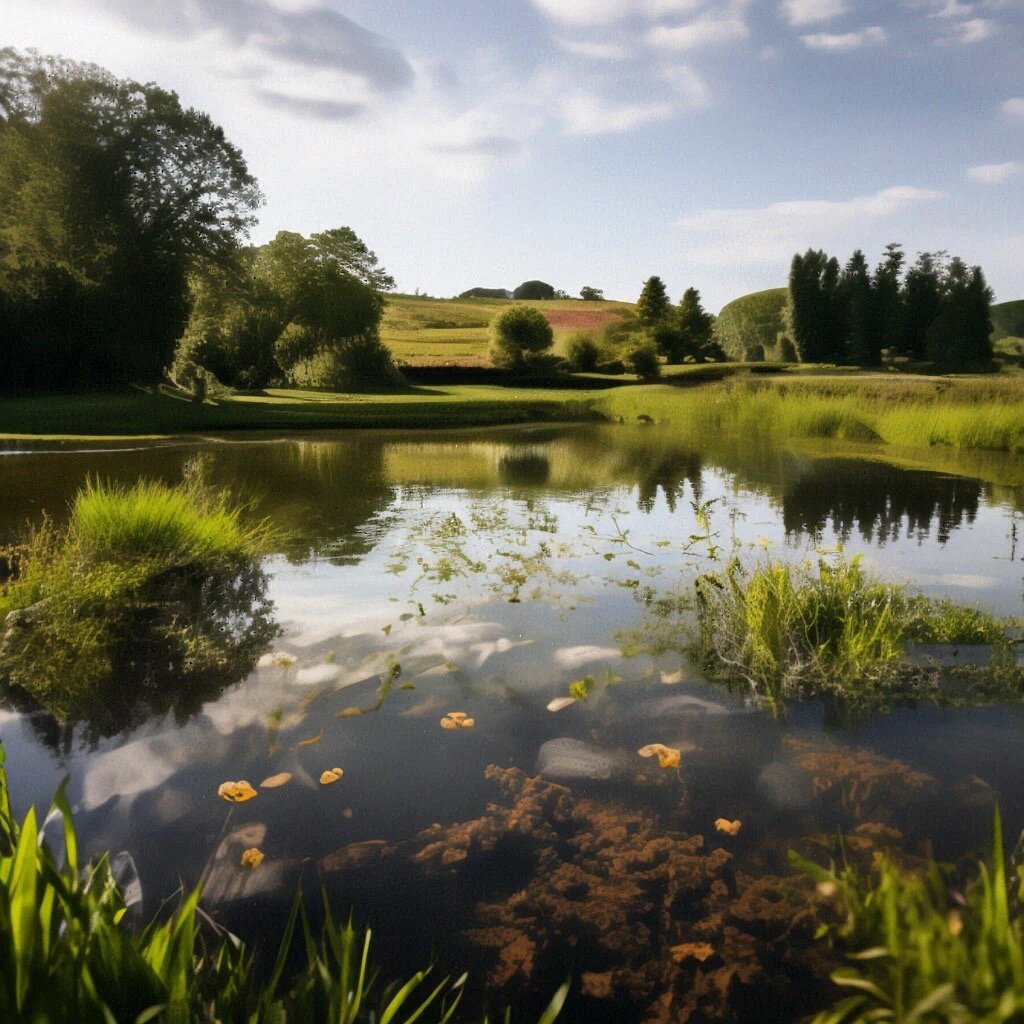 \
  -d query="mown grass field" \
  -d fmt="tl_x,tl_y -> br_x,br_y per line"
380,293 -> 633,365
